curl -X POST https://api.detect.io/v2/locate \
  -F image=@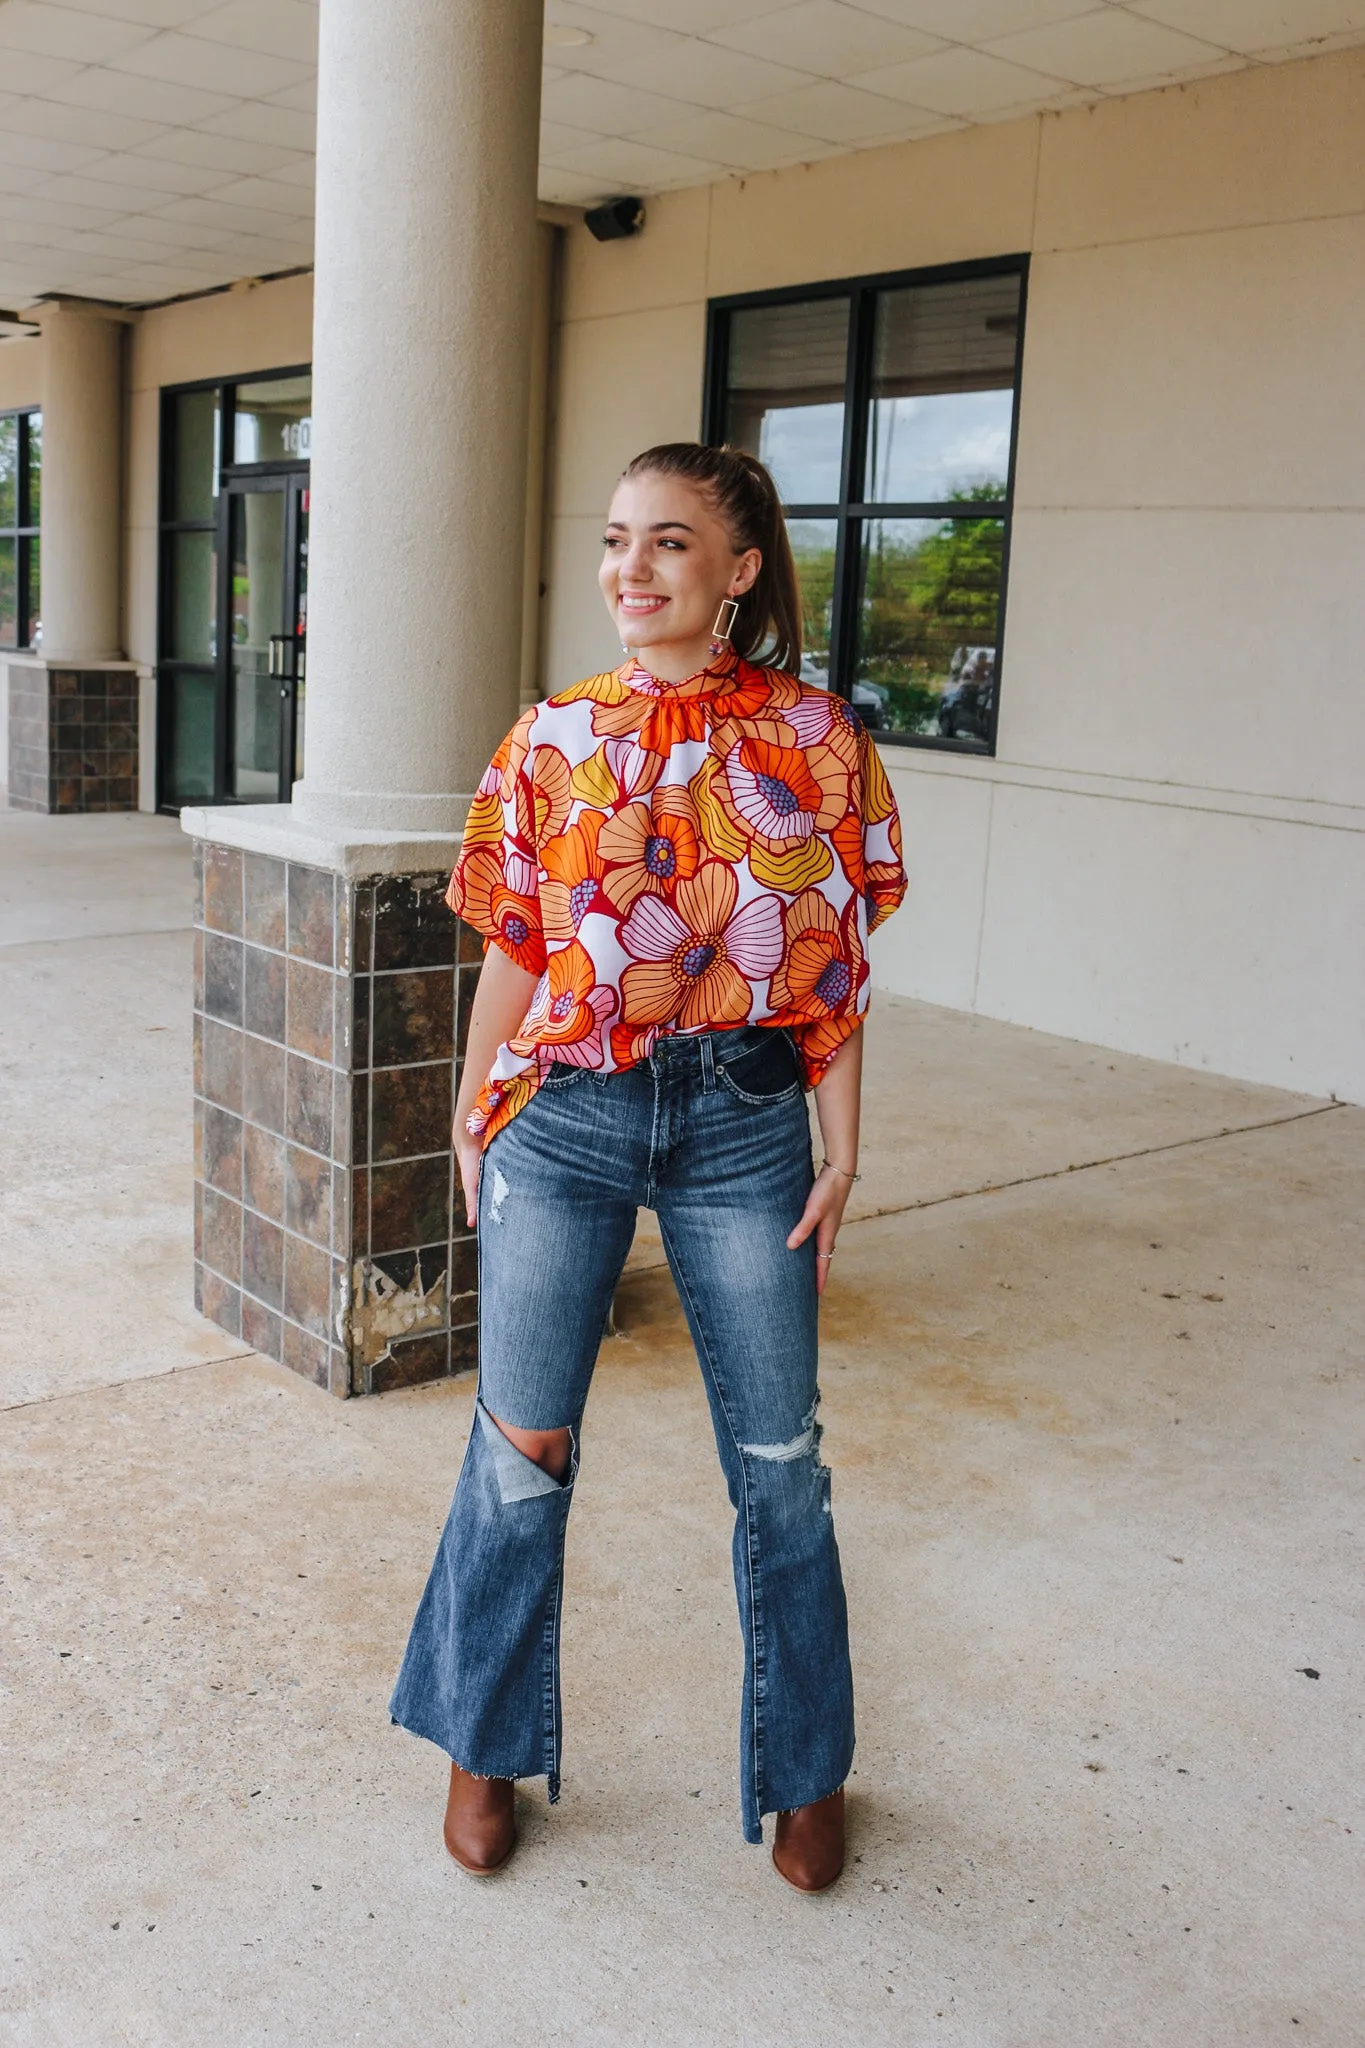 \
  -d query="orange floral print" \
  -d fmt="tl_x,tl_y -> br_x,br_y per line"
447,653 -> 907,1145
